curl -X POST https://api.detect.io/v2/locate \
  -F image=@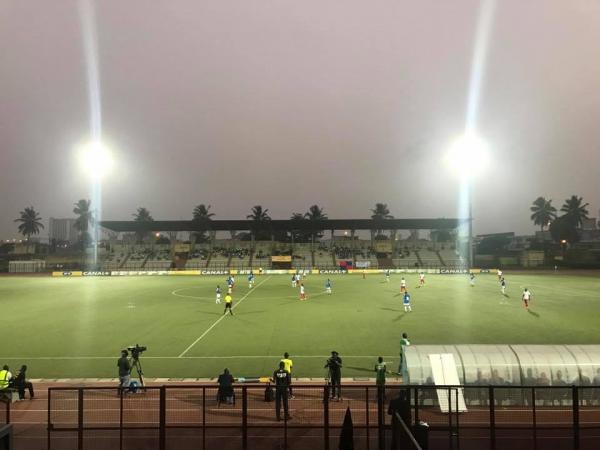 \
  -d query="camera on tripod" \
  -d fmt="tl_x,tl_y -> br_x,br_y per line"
128,344 -> 147,360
